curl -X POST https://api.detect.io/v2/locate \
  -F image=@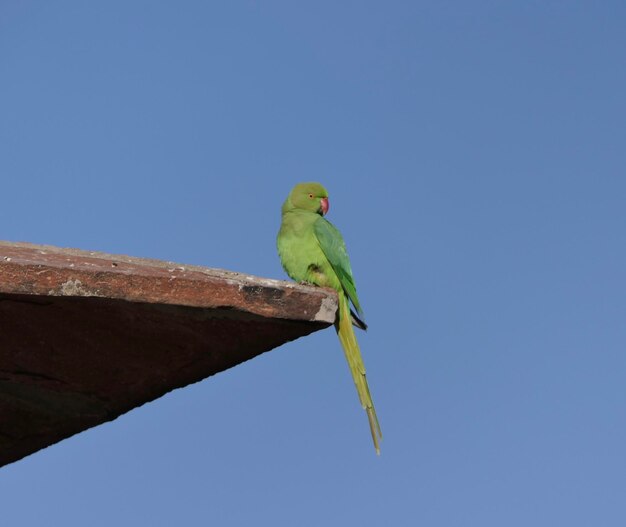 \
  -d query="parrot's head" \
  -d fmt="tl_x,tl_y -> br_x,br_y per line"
284,182 -> 329,216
